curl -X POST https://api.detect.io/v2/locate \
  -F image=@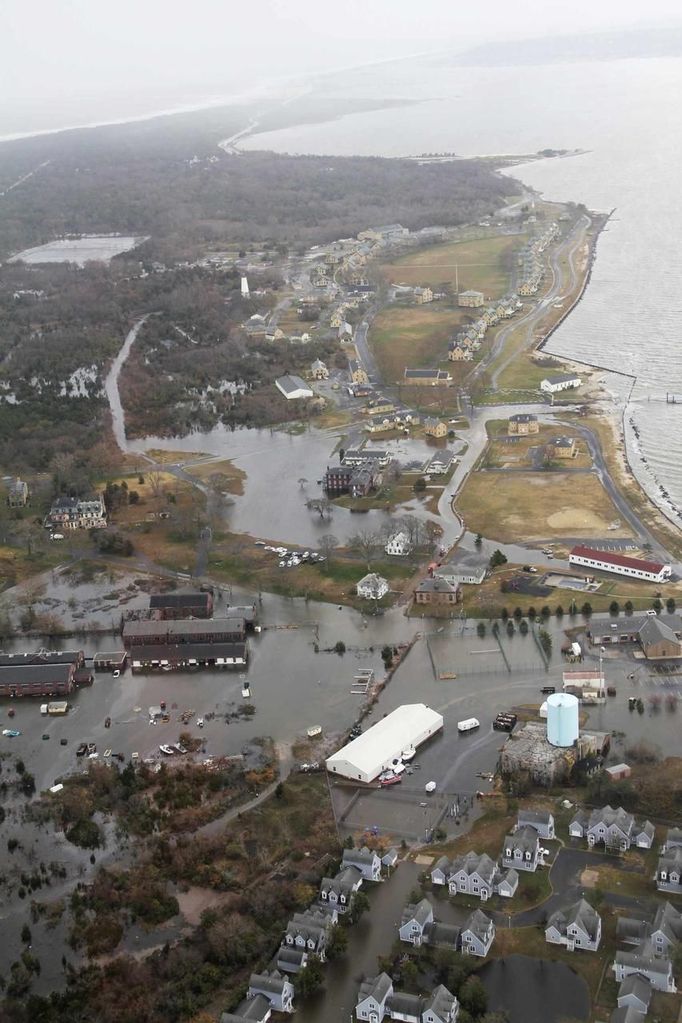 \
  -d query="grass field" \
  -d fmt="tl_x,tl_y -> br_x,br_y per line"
484,421 -> 593,470
379,234 -> 523,297
184,457 -> 246,496
369,306 -> 458,382
456,471 -> 633,544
